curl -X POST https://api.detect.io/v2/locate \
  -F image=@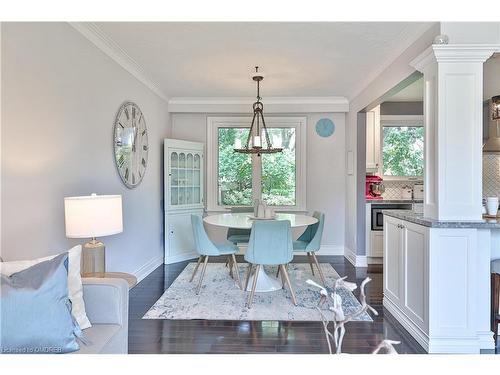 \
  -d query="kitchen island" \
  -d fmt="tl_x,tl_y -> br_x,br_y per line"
382,209 -> 499,353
